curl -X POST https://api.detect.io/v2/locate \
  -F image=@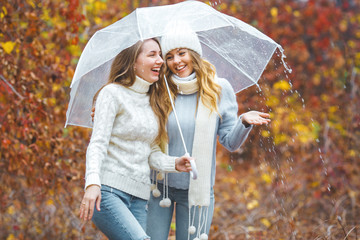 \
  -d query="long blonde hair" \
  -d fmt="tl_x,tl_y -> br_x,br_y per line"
163,49 -> 222,119
93,38 -> 168,144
